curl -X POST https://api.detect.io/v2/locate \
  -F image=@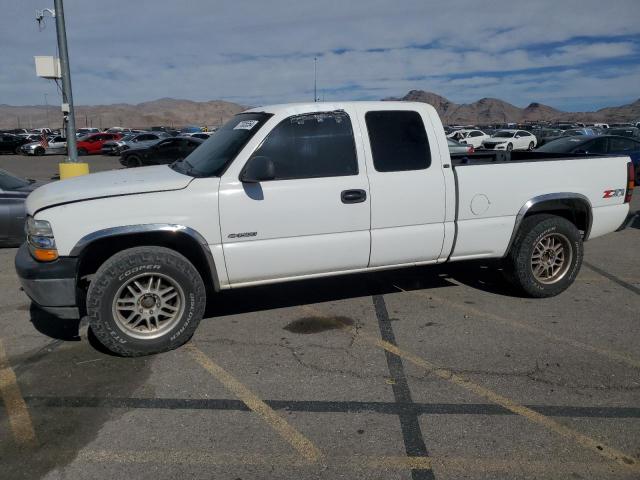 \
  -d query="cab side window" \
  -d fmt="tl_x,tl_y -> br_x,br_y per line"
365,111 -> 431,172
249,111 -> 358,180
